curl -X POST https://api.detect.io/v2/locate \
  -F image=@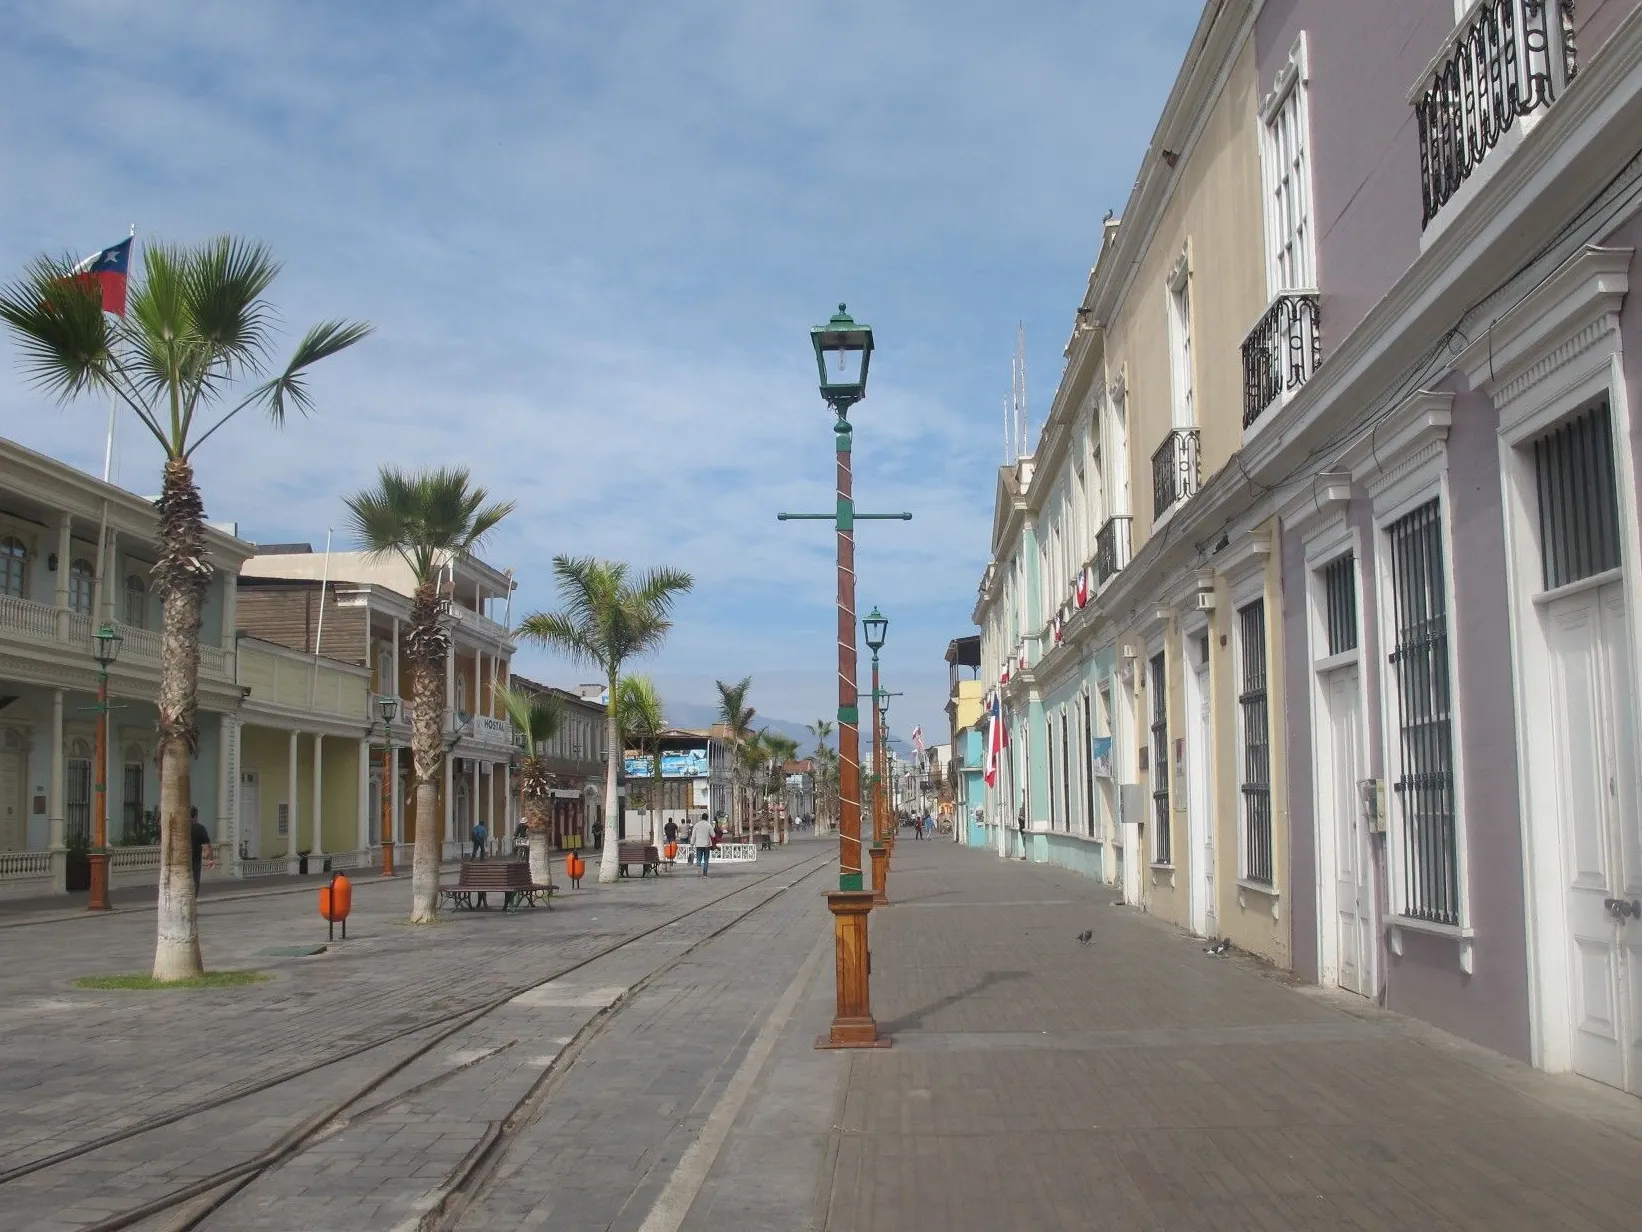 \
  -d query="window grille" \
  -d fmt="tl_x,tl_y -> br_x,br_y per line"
1387,499 -> 1459,924
1239,601 -> 1273,884
1082,693 -> 1097,837
1533,399 -> 1622,590
1060,711 -> 1073,833
277,803 -> 290,837
1150,653 -> 1170,863
122,762 -> 144,834
123,575 -> 147,629
1322,554 -> 1358,655
1045,712 -> 1058,831
66,758 -> 91,846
